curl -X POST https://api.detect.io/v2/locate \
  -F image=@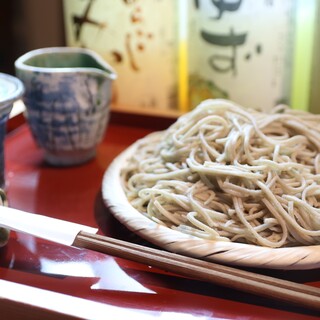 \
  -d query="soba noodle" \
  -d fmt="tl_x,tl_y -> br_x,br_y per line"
121,99 -> 320,248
